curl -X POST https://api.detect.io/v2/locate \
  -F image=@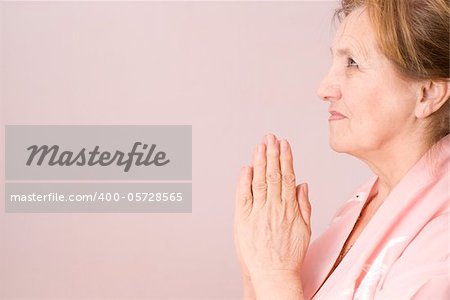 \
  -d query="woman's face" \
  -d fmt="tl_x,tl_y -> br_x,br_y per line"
317,7 -> 418,159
